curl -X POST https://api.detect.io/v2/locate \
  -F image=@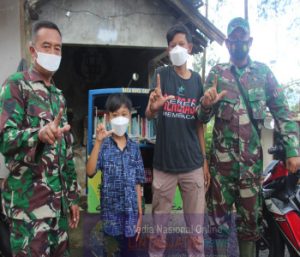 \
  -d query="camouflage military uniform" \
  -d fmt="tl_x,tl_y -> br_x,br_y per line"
197,60 -> 300,241
0,68 -> 79,256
